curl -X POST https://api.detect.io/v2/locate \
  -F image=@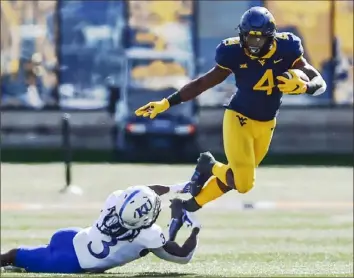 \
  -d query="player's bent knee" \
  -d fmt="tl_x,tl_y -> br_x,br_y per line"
232,167 -> 255,194
236,182 -> 254,194
236,177 -> 255,194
